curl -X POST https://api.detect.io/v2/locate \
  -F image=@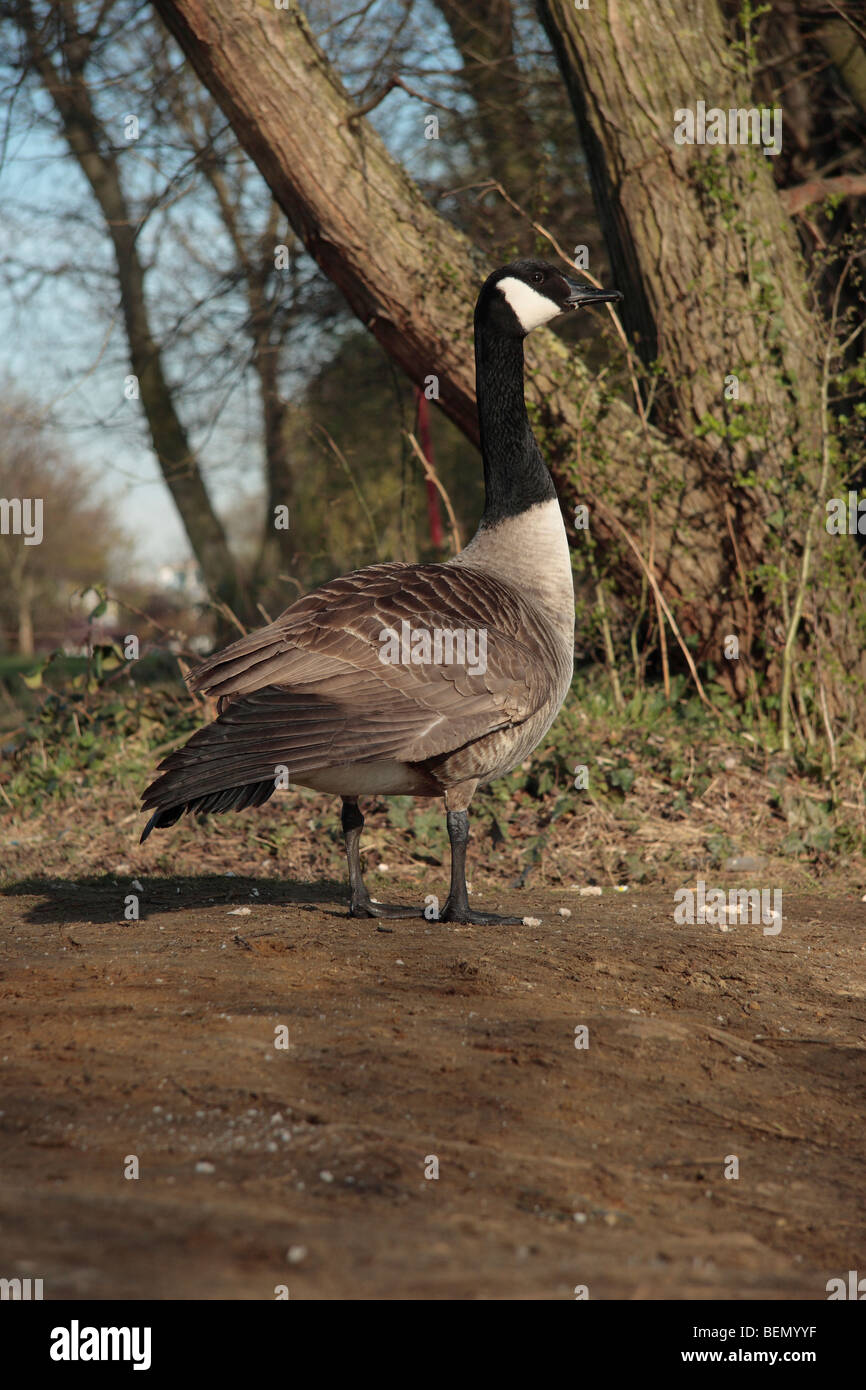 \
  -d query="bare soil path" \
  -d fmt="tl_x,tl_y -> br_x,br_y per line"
1,877 -> 863,1300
